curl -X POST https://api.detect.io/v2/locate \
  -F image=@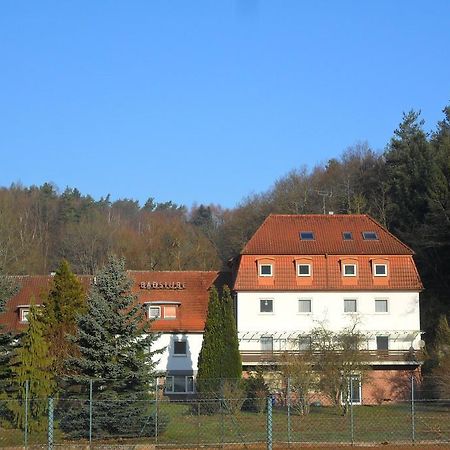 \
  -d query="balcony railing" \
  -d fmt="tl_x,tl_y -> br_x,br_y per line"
240,349 -> 424,365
